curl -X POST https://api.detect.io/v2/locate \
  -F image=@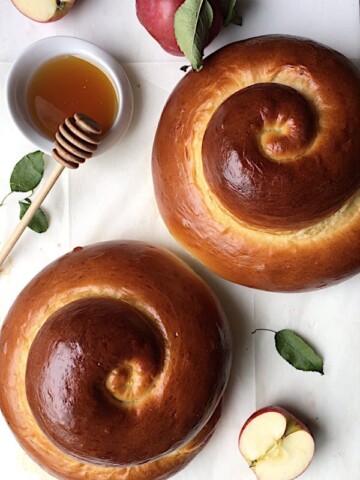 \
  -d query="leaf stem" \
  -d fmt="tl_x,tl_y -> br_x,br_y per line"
251,328 -> 277,335
0,191 -> 12,206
